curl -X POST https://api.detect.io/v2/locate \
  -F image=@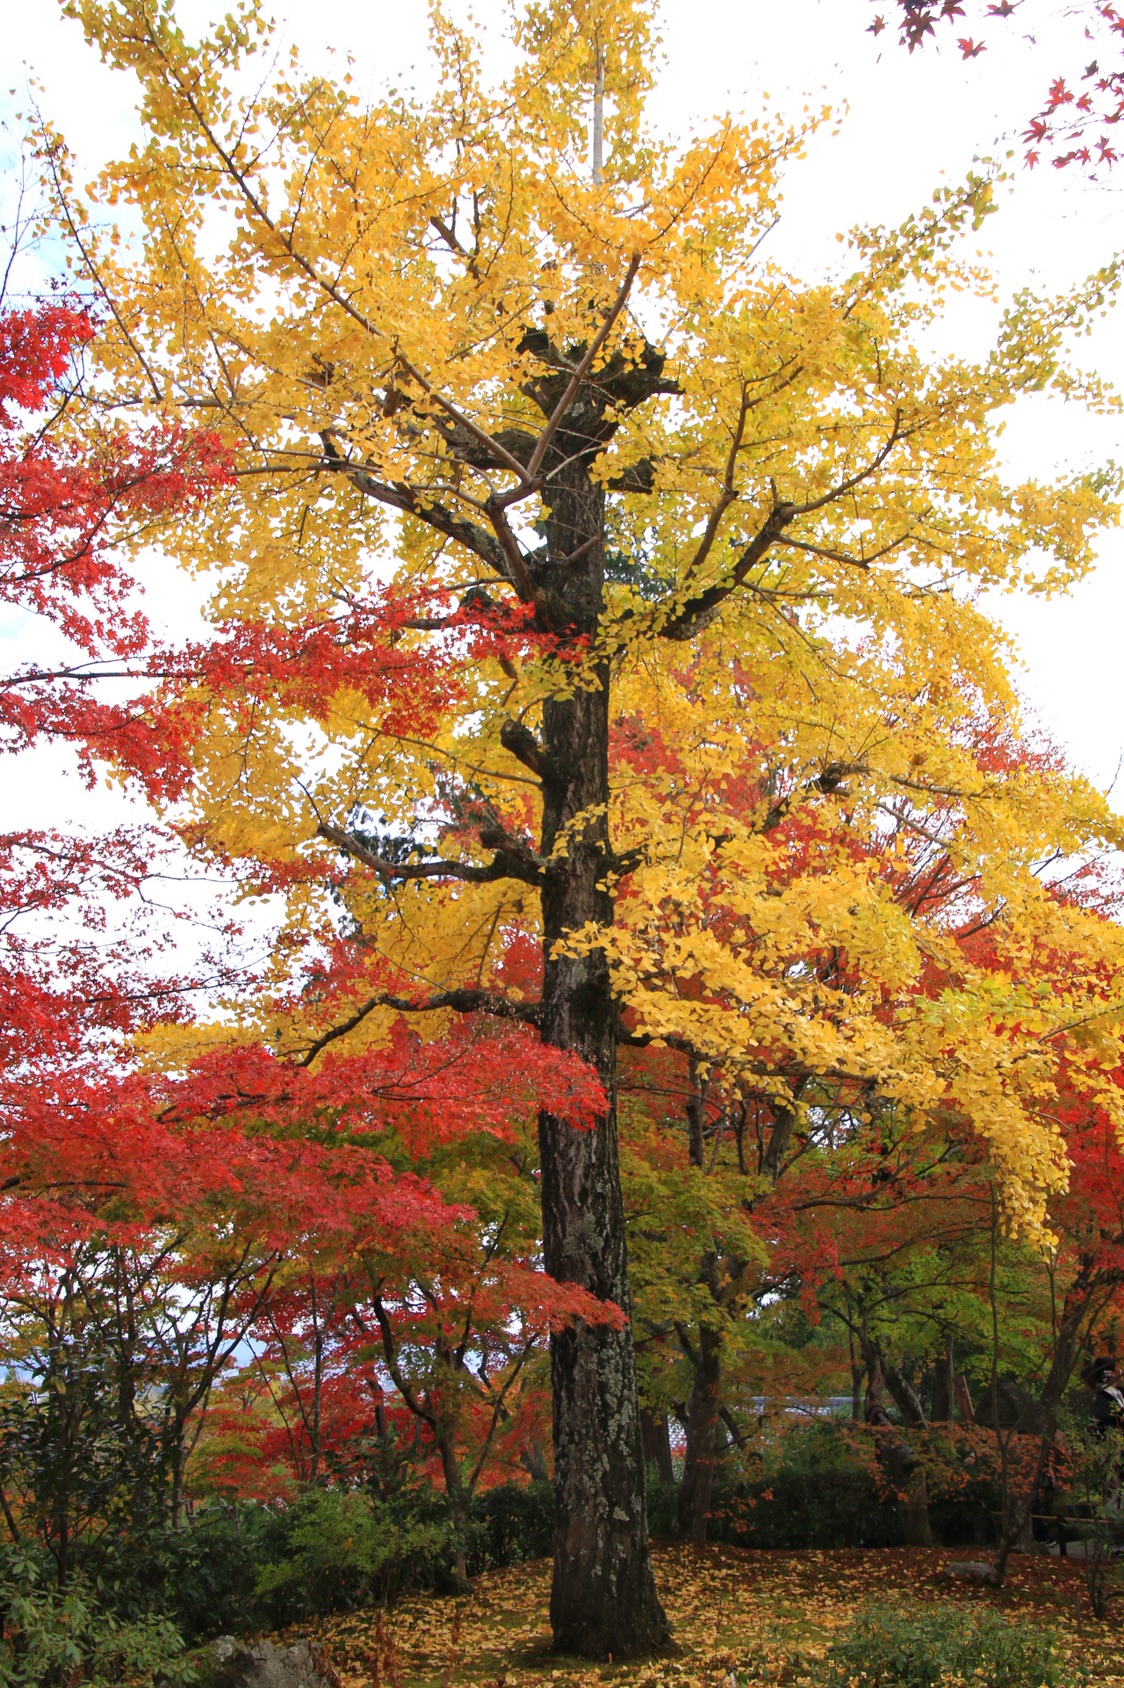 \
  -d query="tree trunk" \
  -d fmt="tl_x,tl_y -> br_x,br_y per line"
883,1359 -> 926,1427
986,1283 -> 1097,1586
676,1324 -> 722,1542
862,1335 -> 933,1547
930,1342 -> 954,1422
954,1372 -> 975,1424
902,1468 -> 934,1547
640,1409 -> 674,1488
536,455 -> 669,1658
521,1438 -> 551,1483
437,1434 -> 471,1595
